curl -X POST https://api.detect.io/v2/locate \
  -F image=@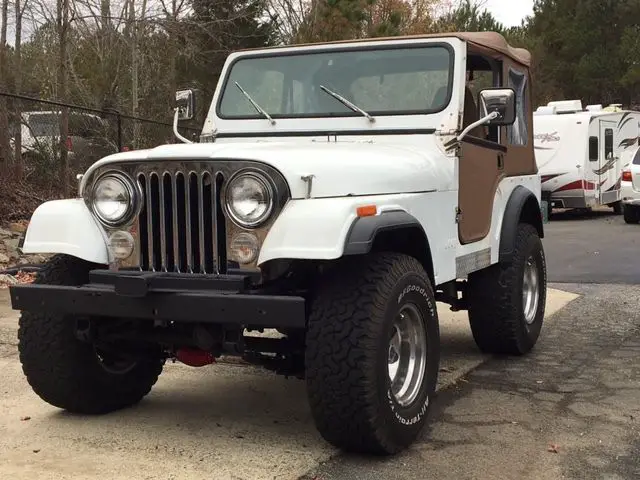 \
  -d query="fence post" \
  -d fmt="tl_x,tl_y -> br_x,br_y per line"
117,112 -> 122,151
